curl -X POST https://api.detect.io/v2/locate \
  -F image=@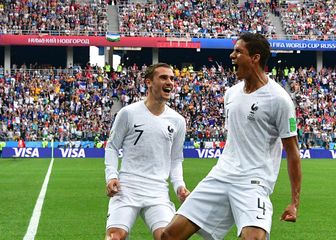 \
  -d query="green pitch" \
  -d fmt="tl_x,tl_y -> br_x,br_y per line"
0,157 -> 335,239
